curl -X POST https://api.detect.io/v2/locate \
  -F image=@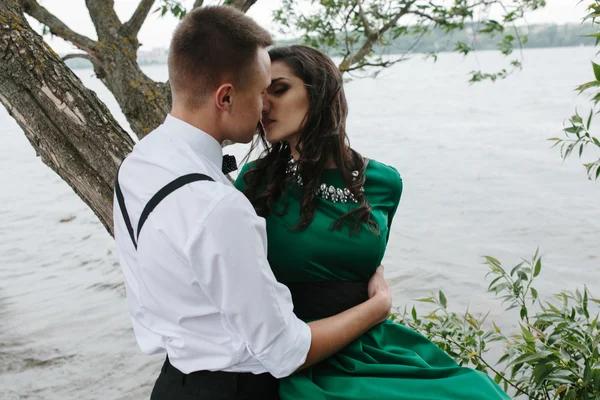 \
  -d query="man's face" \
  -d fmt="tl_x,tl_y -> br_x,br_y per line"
226,48 -> 271,144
